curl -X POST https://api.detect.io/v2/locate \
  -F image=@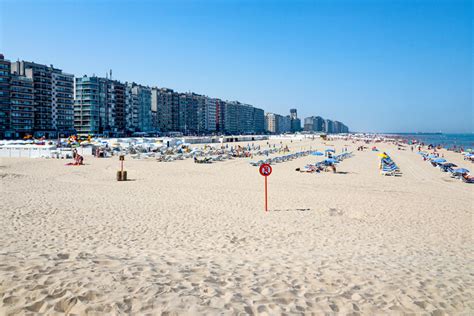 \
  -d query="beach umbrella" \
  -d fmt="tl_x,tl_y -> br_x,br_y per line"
442,163 -> 457,168
432,158 -> 446,163
377,153 -> 388,158
312,151 -> 324,156
453,168 -> 469,174
324,158 -> 338,165
325,149 -> 335,152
